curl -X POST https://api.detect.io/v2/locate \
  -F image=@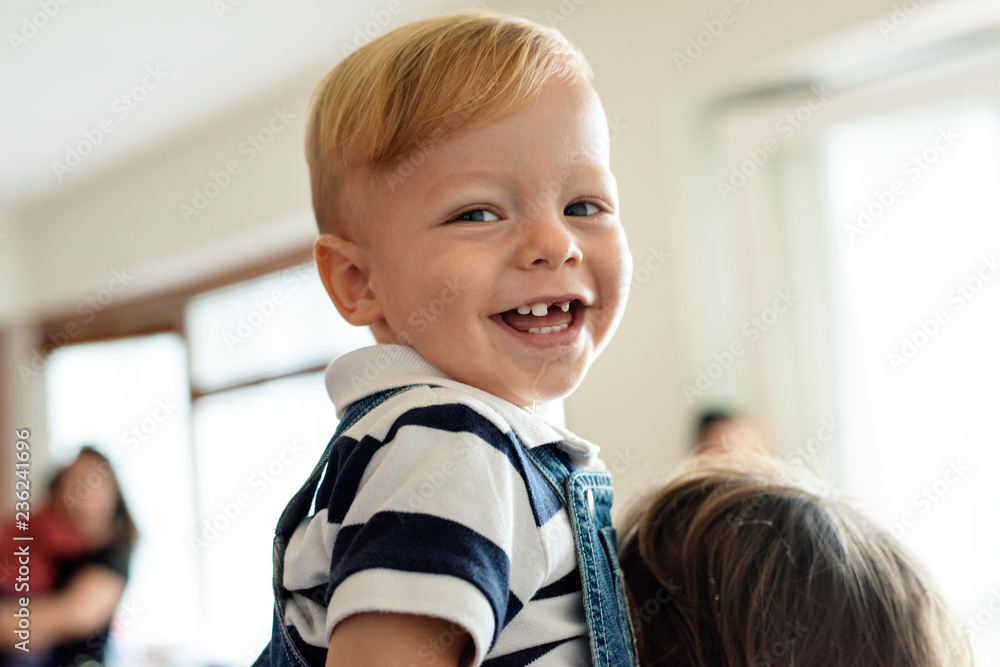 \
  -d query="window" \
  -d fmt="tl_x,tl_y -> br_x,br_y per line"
45,259 -> 373,664
46,334 -> 200,662
825,104 -> 1000,663
701,48 -> 1000,663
